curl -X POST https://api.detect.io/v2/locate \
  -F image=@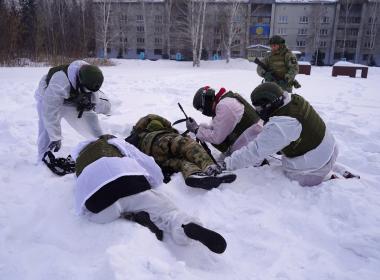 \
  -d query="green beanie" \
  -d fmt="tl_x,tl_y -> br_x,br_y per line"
251,82 -> 284,106
269,35 -> 285,45
78,64 -> 104,91
146,120 -> 165,132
